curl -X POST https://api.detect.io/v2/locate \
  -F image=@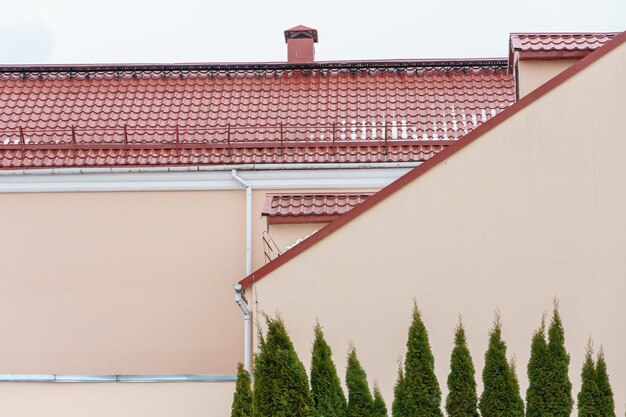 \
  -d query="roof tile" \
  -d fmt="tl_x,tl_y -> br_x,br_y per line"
262,193 -> 372,223
511,32 -> 620,58
0,62 -> 514,169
